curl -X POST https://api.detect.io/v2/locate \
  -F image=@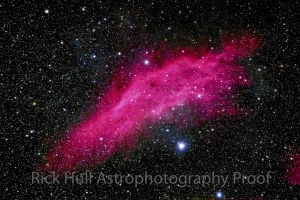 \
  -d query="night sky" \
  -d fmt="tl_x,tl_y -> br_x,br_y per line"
2,0 -> 300,199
